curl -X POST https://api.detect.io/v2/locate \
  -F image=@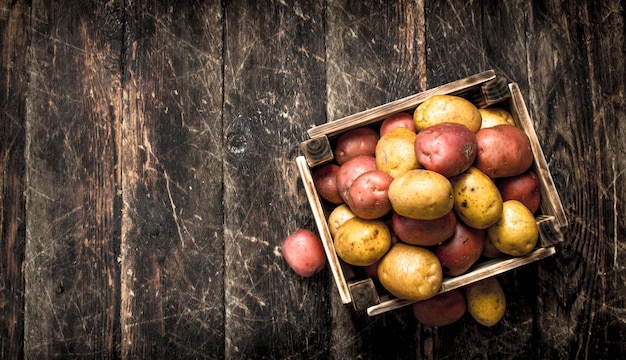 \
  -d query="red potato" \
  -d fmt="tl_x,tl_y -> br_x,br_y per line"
336,155 -> 377,206
281,229 -> 326,277
414,122 -> 478,177
497,170 -> 541,213
313,163 -> 343,204
348,170 -> 393,219
391,211 -> 457,246
412,289 -> 467,327
475,124 -> 533,178
334,127 -> 380,165
435,221 -> 486,276
379,112 -> 416,137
